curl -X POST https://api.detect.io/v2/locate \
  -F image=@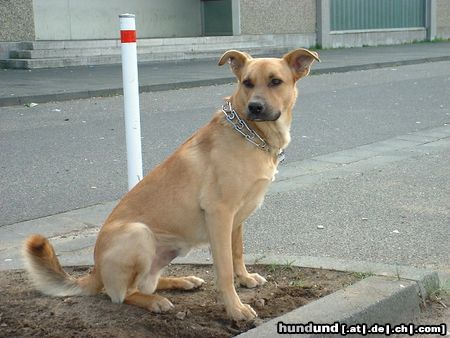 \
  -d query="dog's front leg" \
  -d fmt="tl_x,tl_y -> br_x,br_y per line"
206,210 -> 257,321
232,224 -> 267,288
